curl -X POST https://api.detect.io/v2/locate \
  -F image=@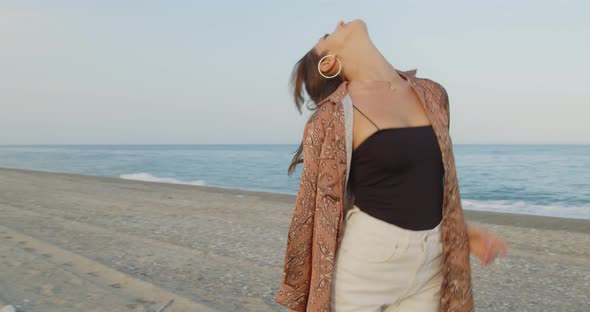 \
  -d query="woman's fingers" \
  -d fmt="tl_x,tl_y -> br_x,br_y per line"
485,236 -> 509,266
468,226 -> 509,267
490,236 -> 508,258
483,237 -> 494,266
